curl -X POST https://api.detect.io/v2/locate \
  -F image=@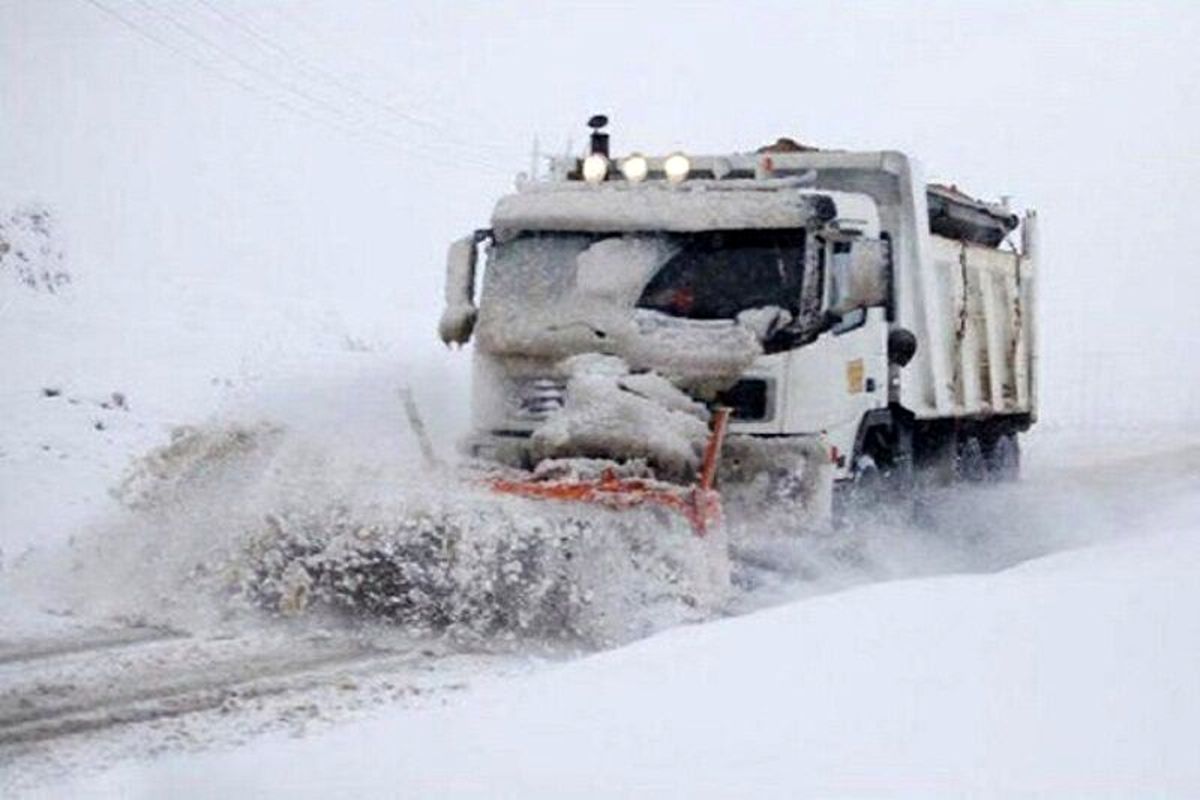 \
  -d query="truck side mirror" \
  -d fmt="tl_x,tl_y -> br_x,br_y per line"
887,327 -> 917,366
827,238 -> 890,317
438,234 -> 481,346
